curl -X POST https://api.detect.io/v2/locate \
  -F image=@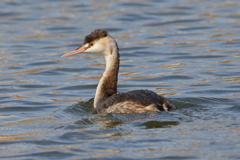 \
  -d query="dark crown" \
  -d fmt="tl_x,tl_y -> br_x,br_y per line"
83,29 -> 108,44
